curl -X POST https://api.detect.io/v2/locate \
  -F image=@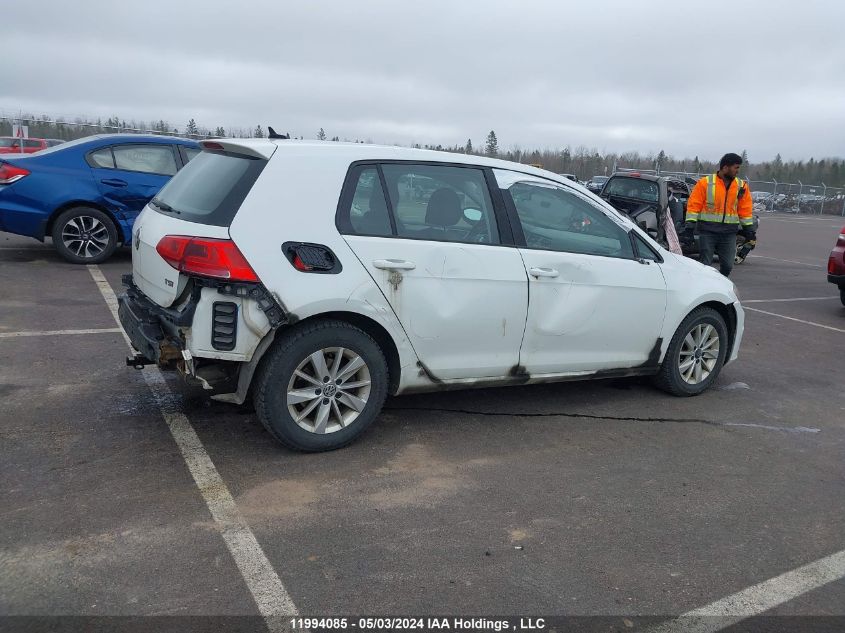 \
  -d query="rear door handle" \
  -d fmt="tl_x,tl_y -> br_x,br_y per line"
372,259 -> 416,271
529,267 -> 559,278
100,178 -> 128,188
